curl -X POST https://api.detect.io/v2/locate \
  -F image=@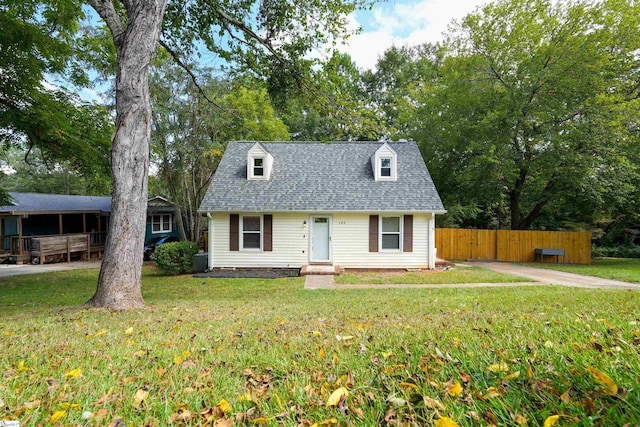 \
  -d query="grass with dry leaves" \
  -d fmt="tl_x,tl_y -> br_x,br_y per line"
1,266 -> 639,426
